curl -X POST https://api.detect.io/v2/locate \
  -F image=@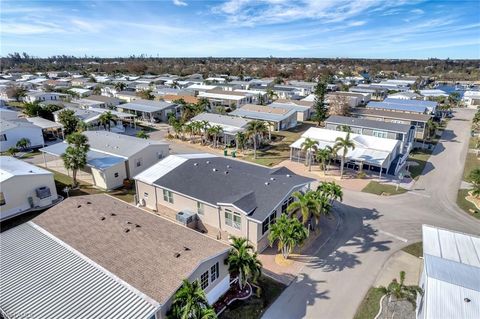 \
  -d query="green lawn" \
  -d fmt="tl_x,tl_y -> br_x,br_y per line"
353,287 -> 384,319
242,123 -> 314,167
402,242 -> 423,258
463,152 -> 480,181
457,189 -> 480,219
407,149 -> 433,180
219,276 -> 286,319
361,181 -> 408,196
7,101 -> 26,109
